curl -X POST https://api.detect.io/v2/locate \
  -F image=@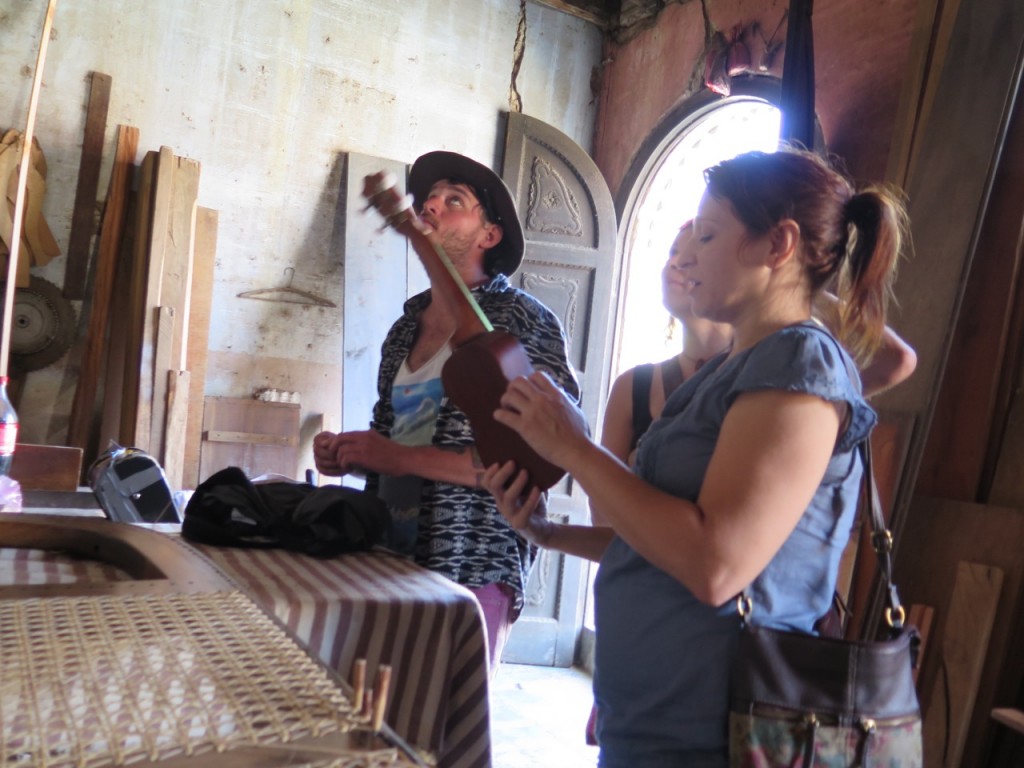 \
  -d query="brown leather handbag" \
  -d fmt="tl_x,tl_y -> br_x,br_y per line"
728,439 -> 923,767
